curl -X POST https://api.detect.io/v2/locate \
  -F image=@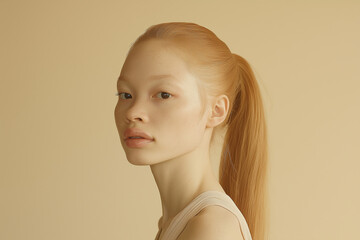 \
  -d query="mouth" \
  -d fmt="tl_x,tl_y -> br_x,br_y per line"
123,128 -> 154,141
125,136 -> 154,140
